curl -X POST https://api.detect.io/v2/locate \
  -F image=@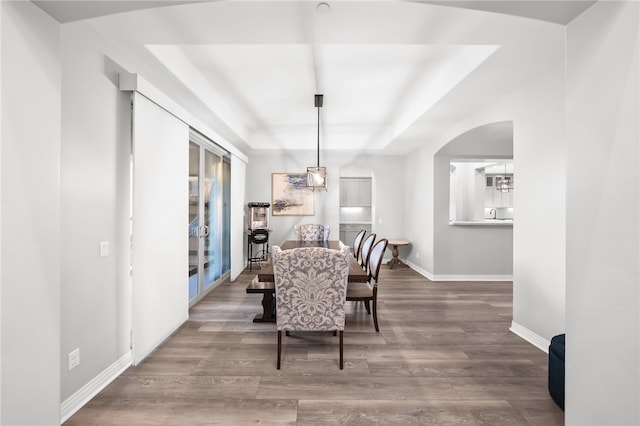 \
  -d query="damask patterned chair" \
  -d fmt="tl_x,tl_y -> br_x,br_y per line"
272,245 -> 350,369
347,238 -> 388,332
294,224 -> 330,241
